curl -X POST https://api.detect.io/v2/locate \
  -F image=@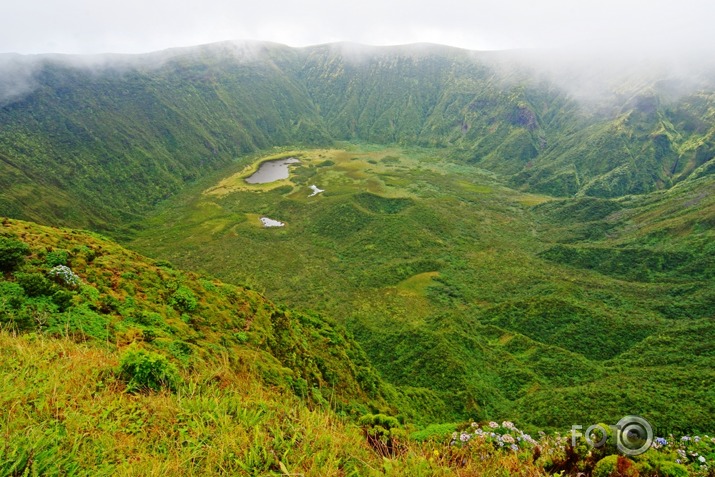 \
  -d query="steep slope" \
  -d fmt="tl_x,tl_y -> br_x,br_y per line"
298,43 -> 575,173
0,217 -> 391,415
2,41 -> 715,434
516,89 -> 715,196
0,43 -> 330,232
129,145 -> 715,430
5,42 -> 715,233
